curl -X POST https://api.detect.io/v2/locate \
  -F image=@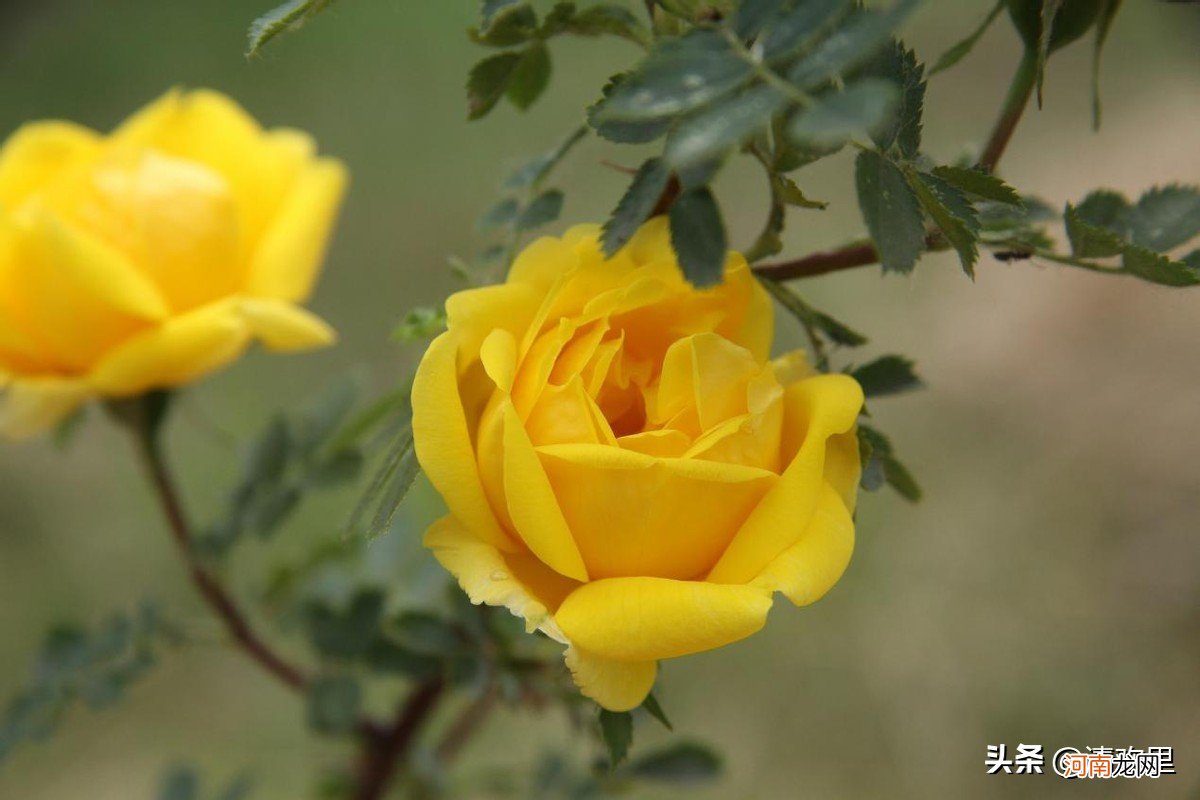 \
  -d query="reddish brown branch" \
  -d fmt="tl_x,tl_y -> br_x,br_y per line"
353,679 -> 446,800
128,413 -> 308,692
435,684 -> 500,765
